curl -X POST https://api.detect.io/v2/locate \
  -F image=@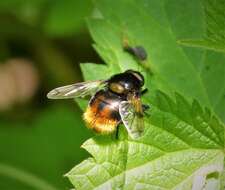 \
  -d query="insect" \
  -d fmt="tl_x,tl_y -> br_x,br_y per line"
47,70 -> 149,139
124,44 -> 153,75
124,45 -> 148,61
